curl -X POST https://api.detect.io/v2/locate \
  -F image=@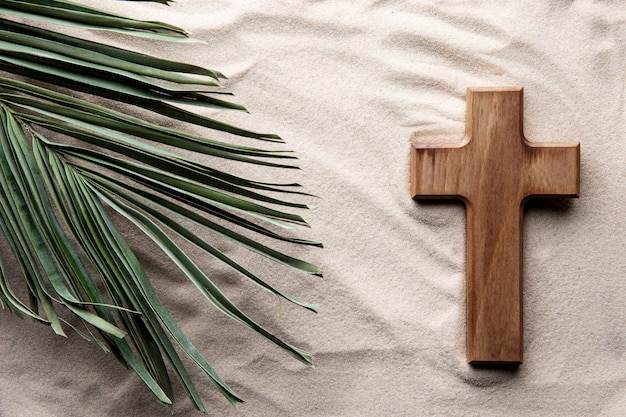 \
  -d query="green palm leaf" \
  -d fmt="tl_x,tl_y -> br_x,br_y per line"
0,0 -> 321,413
